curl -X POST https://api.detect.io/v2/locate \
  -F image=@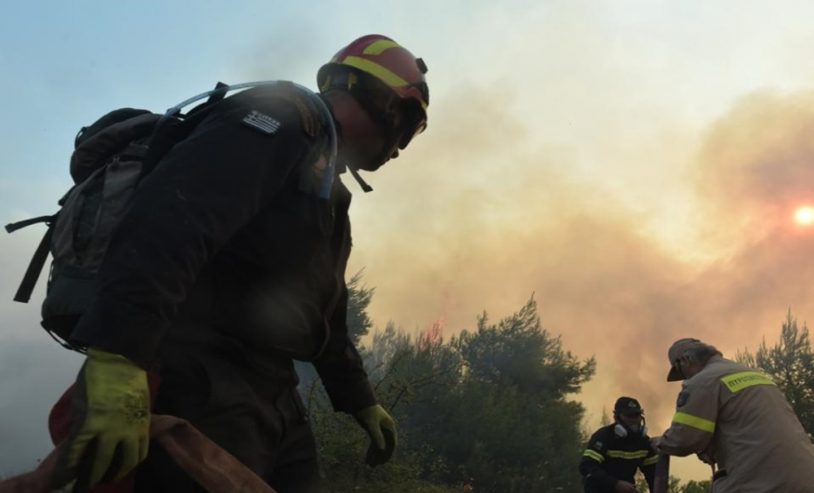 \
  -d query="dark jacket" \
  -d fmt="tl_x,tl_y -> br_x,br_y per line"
71,83 -> 375,413
579,424 -> 658,493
